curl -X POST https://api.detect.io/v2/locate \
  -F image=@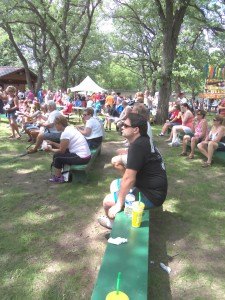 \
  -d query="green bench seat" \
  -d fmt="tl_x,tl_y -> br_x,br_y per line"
210,150 -> 225,163
91,210 -> 150,300
0,113 -> 7,119
186,143 -> 225,164
69,145 -> 101,183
